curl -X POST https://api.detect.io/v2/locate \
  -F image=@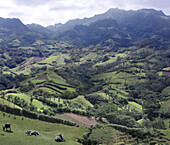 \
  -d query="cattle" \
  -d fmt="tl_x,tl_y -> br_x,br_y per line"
2,123 -> 11,131
25,130 -> 40,136
55,134 -> 65,142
